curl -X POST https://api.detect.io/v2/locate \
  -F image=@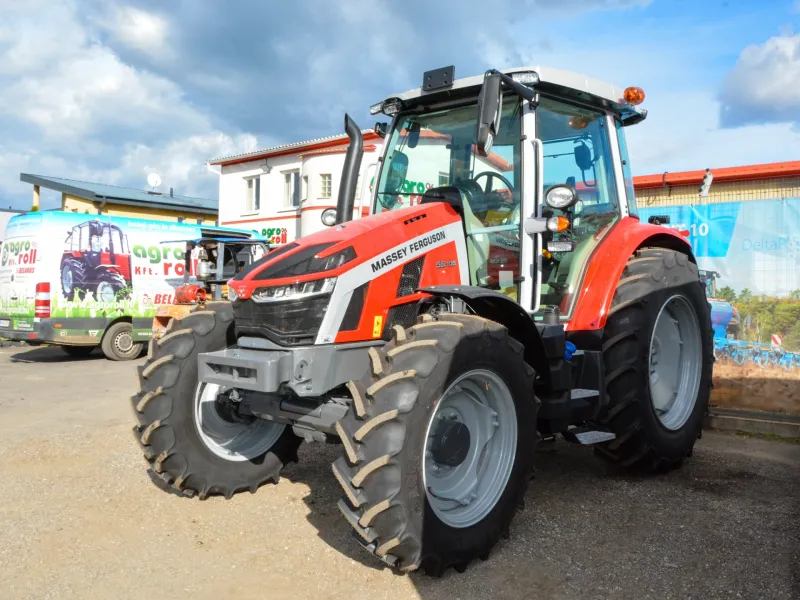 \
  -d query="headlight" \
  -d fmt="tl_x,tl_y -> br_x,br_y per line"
545,185 -> 578,210
255,244 -> 356,279
251,277 -> 336,303
227,285 -> 238,302
321,208 -> 337,227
